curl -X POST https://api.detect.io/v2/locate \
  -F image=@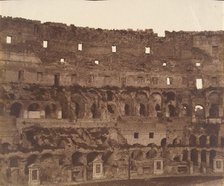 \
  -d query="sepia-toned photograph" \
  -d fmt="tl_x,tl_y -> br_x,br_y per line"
0,0 -> 223,185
